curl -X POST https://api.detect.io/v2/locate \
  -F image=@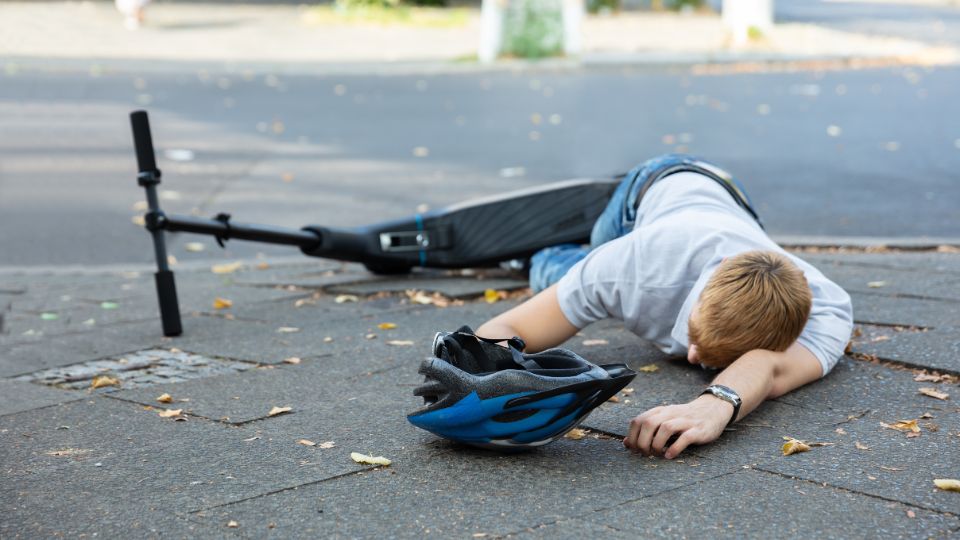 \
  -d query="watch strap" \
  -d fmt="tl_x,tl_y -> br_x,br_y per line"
701,384 -> 741,428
